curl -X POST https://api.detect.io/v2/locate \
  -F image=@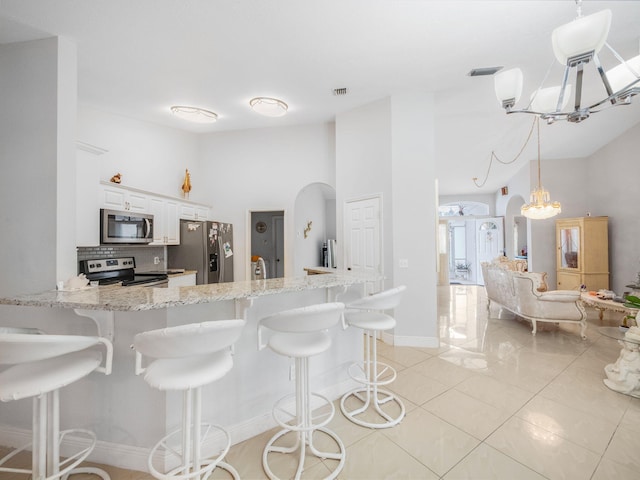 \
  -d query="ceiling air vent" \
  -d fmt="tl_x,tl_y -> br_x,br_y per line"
333,88 -> 348,96
467,66 -> 503,77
